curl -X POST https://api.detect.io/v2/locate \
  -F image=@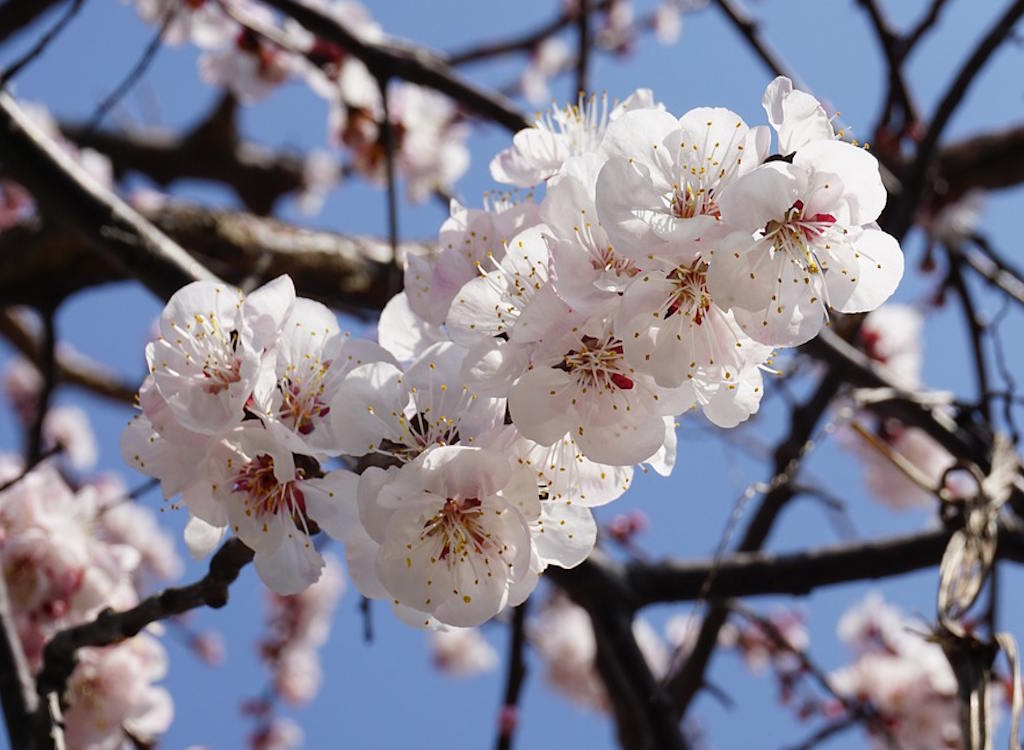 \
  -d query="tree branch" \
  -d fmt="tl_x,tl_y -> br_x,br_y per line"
0,309 -> 138,405
32,539 -> 255,749
495,602 -> 529,750
257,0 -> 529,133
712,0 -> 801,86
0,91 -> 217,301
0,567 -> 38,750
61,93 -> 308,215
0,0 -> 66,44
0,203 -> 426,313
665,363 -> 845,716
893,0 -> 1024,238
